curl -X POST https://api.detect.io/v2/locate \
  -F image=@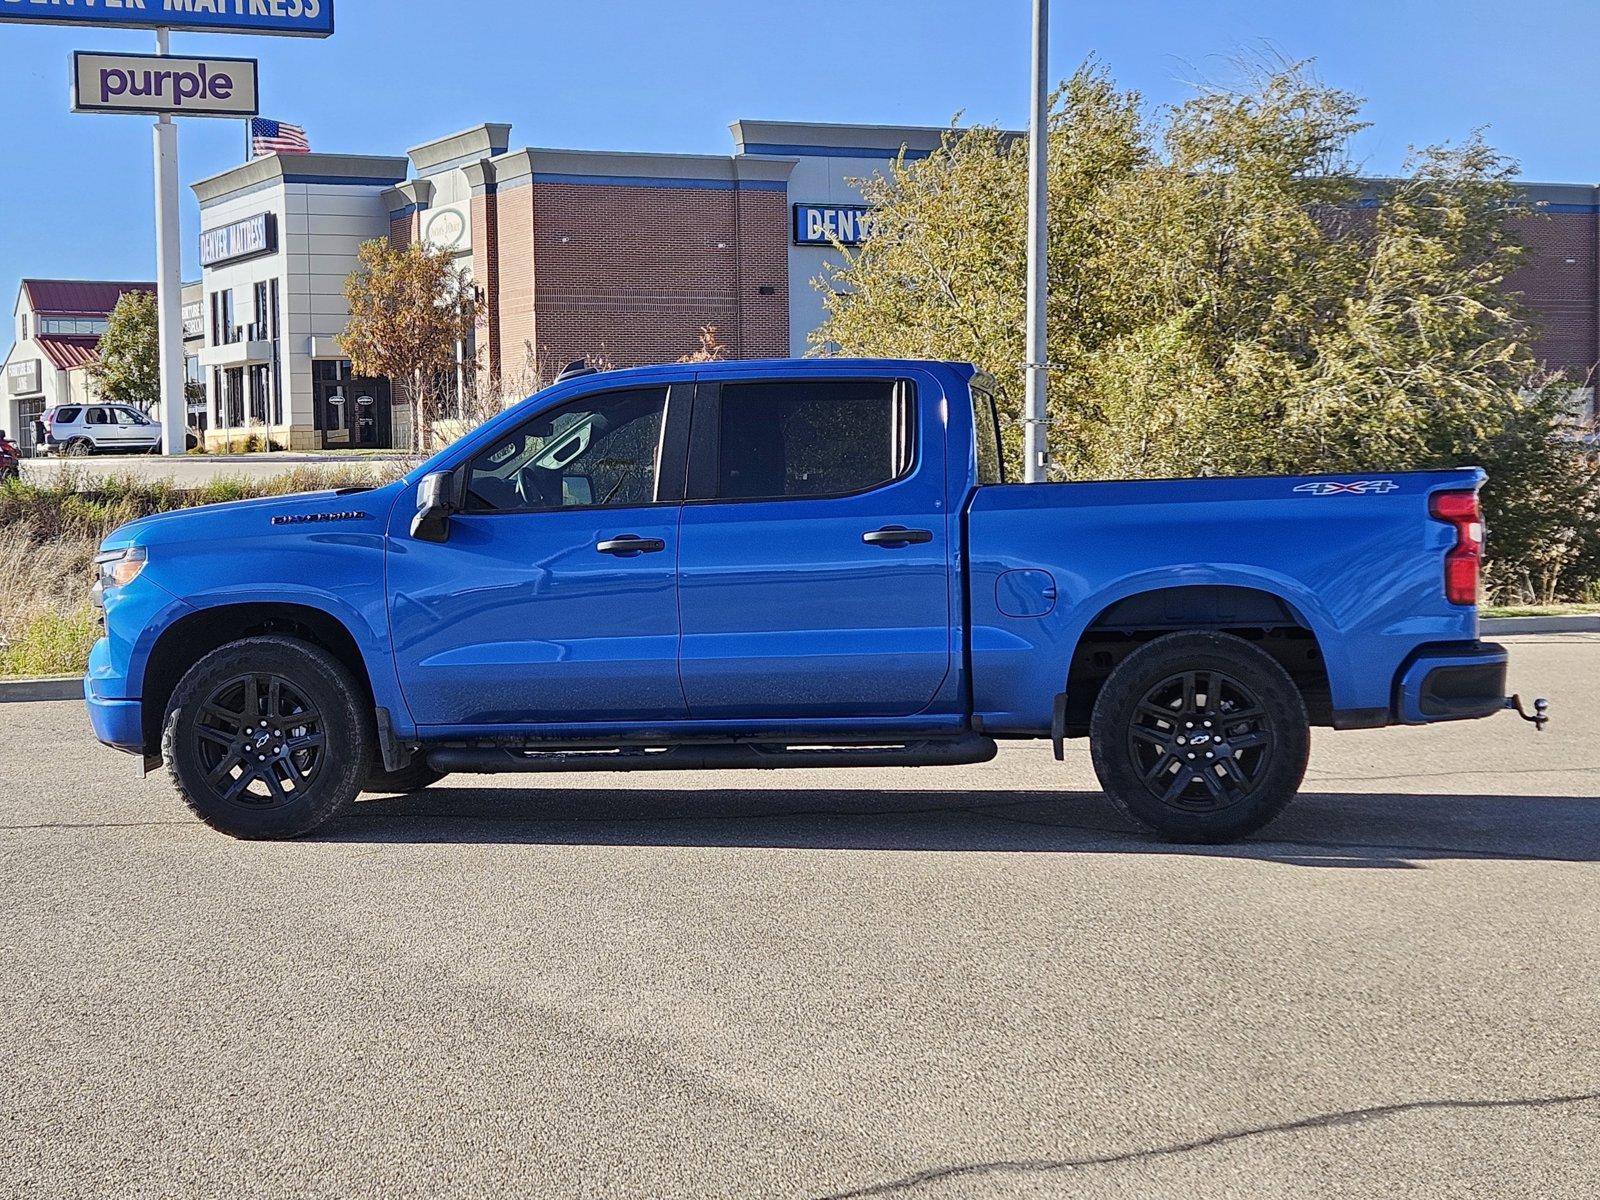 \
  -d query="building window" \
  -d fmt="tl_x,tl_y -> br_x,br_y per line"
222,367 -> 245,427
37,317 -> 109,336
253,282 -> 269,341
19,314 -> 28,340
269,278 -> 282,424
210,289 -> 239,345
249,364 -> 270,425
